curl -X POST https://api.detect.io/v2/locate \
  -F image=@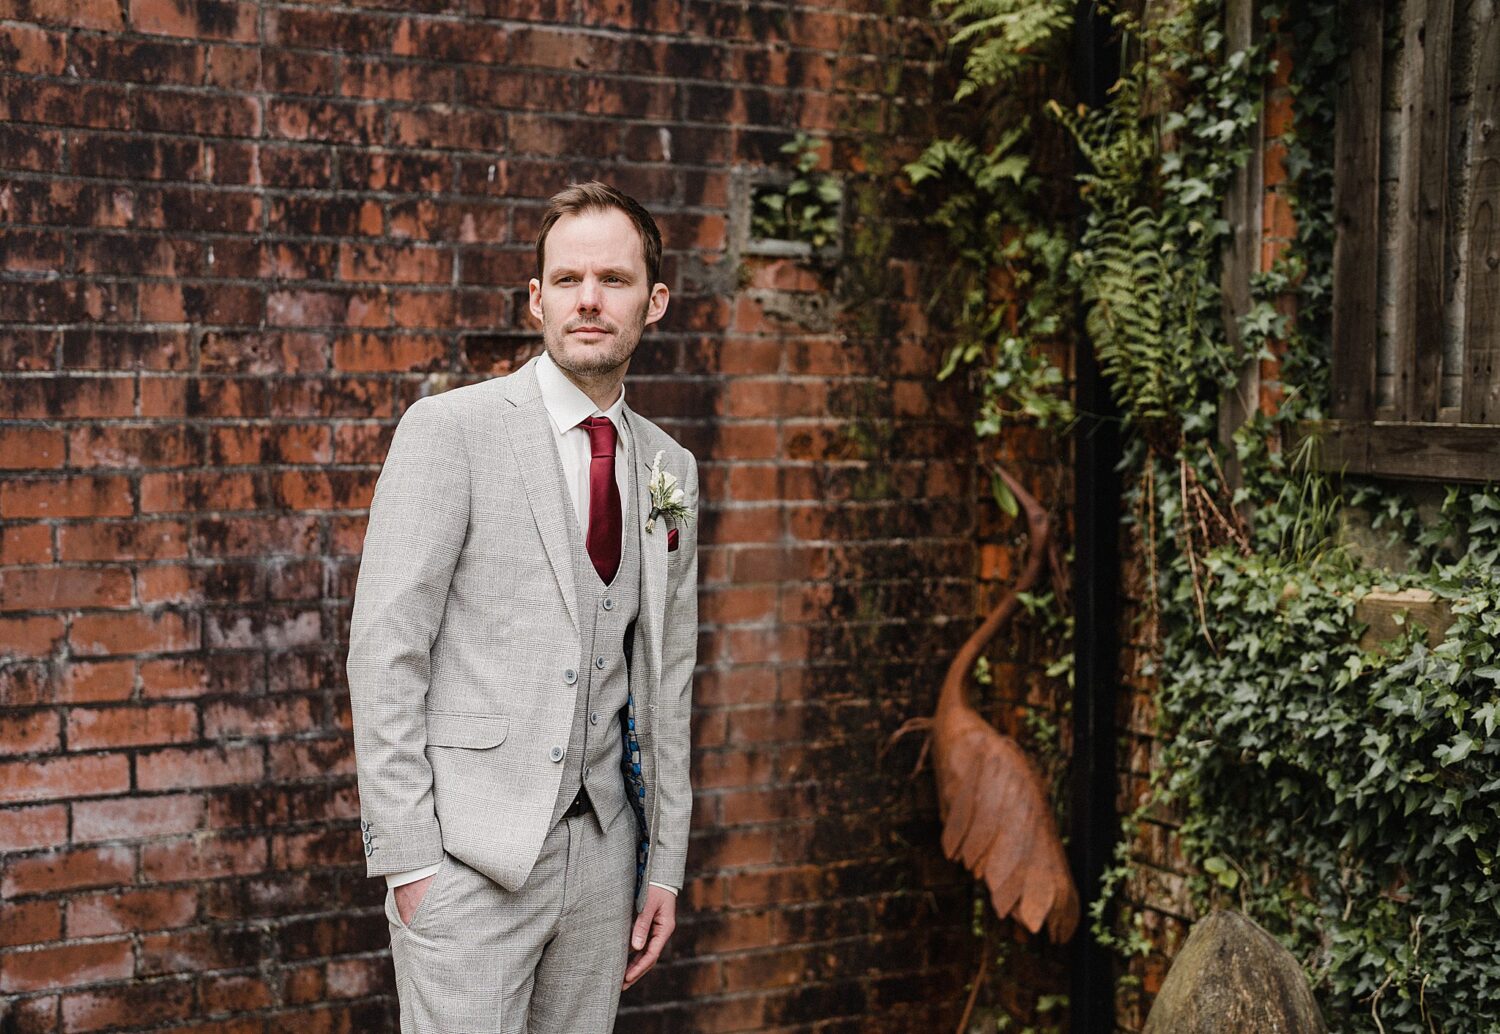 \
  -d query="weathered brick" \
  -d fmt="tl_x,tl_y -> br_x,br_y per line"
69,609 -> 198,656
0,939 -> 133,993
0,804 -> 69,854
60,979 -> 197,1032
0,476 -> 133,519
0,753 -> 130,805
0,710 -> 62,755
67,702 -> 198,749
1,845 -> 136,897
73,793 -> 208,843
140,831 -> 268,881
0,567 -> 134,611
68,887 -> 199,937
